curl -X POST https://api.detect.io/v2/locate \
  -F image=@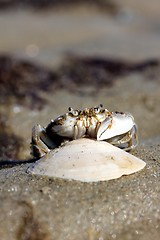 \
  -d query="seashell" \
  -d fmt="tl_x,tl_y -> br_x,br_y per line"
27,138 -> 146,182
